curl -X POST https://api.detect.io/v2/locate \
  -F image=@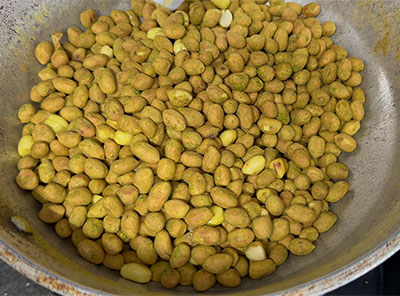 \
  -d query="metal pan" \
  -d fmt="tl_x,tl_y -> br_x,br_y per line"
0,0 -> 400,294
